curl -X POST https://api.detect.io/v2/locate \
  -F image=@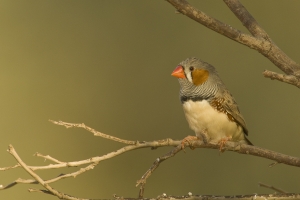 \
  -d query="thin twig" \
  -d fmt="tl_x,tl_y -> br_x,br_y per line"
28,188 -> 85,200
137,144 -> 183,198
0,178 -> 38,190
0,163 -> 99,190
45,162 -> 99,184
8,145 -> 85,200
259,182 -> 287,194
27,138 -> 177,171
49,120 -> 136,145
28,188 -> 55,195
136,144 -> 183,187
263,70 -> 300,88
269,162 -> 280,168
34,152 -> 64,164
0,163 -> 20,171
